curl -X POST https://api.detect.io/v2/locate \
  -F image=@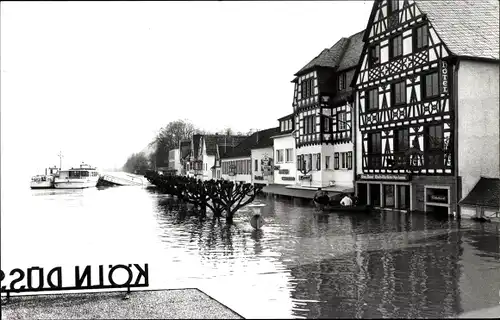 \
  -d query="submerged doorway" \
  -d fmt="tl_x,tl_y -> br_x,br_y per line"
384,185 -> 395,208
398,185 -> 410,210
370,184 -> 381,207
357,184 -> 368,205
